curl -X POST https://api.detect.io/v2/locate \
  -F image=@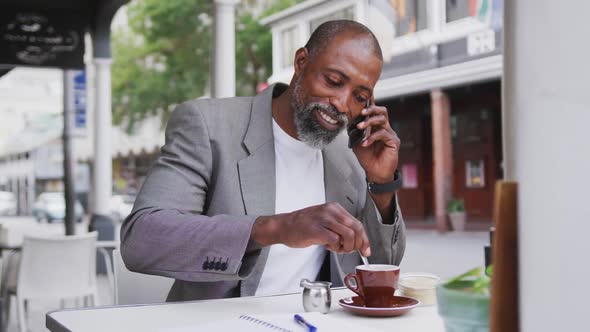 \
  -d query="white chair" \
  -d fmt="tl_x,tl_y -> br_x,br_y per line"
10,232 -> 99,332
0,249 -> 19,332
113,249 -> 174,305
